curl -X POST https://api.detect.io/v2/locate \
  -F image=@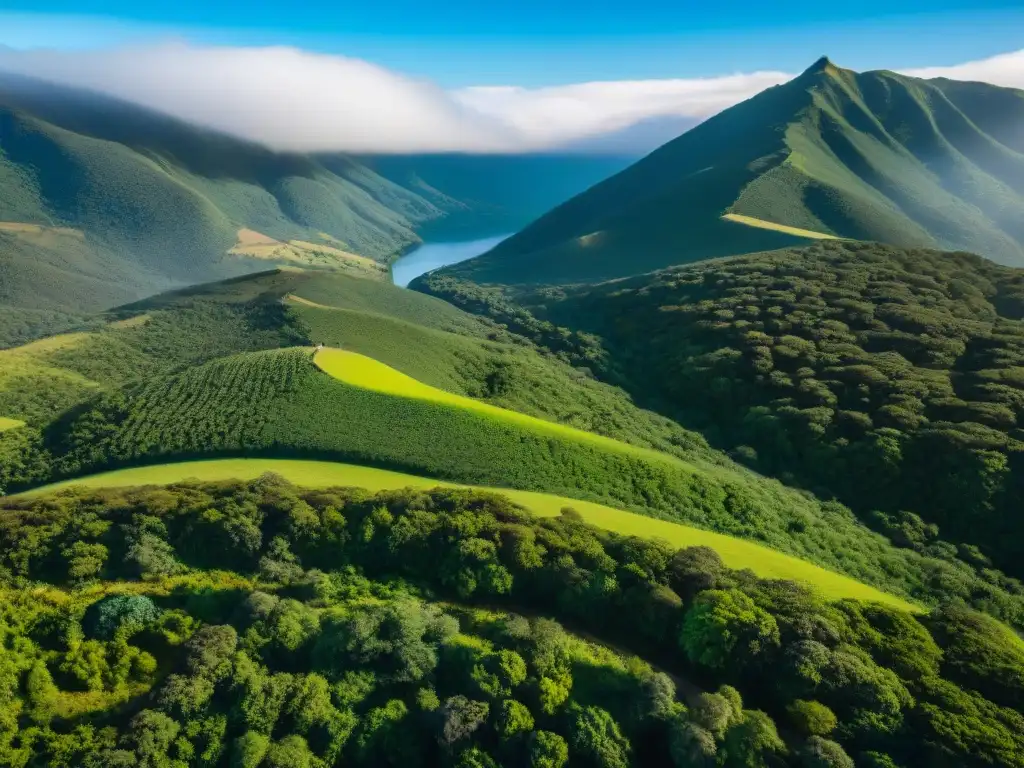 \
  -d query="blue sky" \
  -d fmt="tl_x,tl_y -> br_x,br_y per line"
1,3 -> 1022,154
2,2 -> 1024,87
